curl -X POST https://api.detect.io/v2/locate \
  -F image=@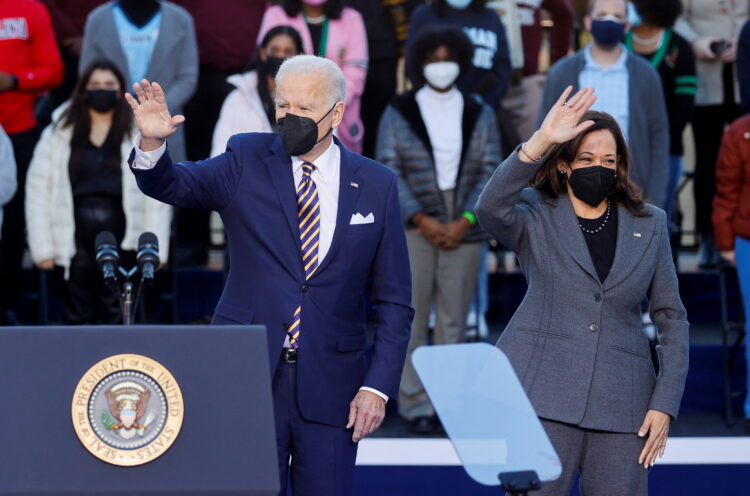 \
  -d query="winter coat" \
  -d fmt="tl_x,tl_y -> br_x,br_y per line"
210,70 -> 273,158
25,104 -> 172,278
713,114 -> 750,250
376,90 -> 501,242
